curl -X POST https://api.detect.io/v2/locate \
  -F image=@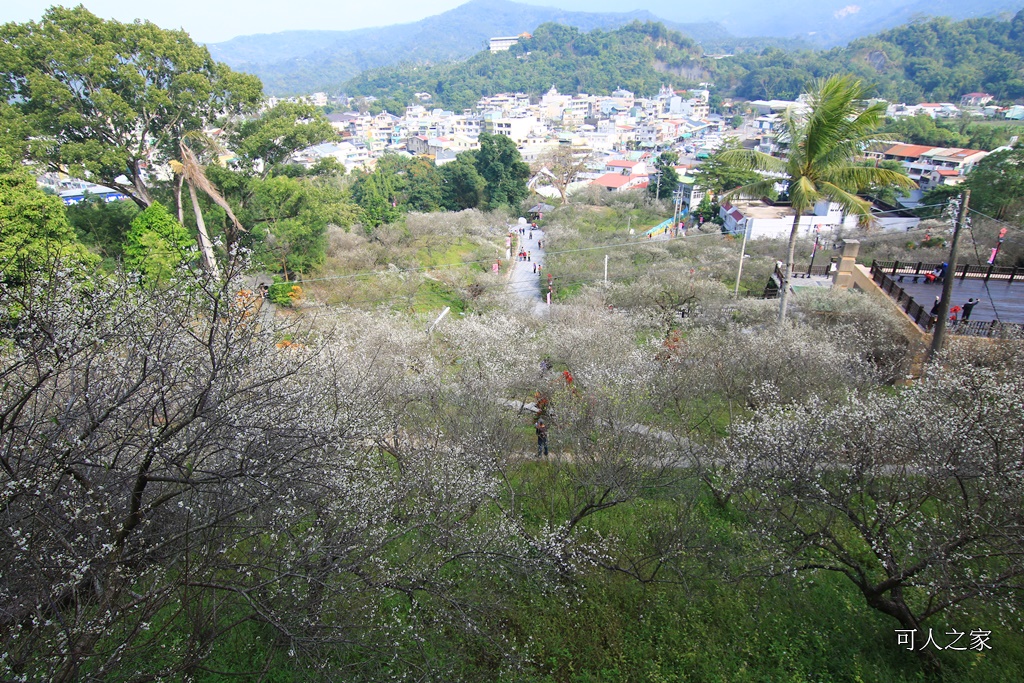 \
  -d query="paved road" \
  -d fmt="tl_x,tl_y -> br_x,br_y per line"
509,227 -> 548,315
